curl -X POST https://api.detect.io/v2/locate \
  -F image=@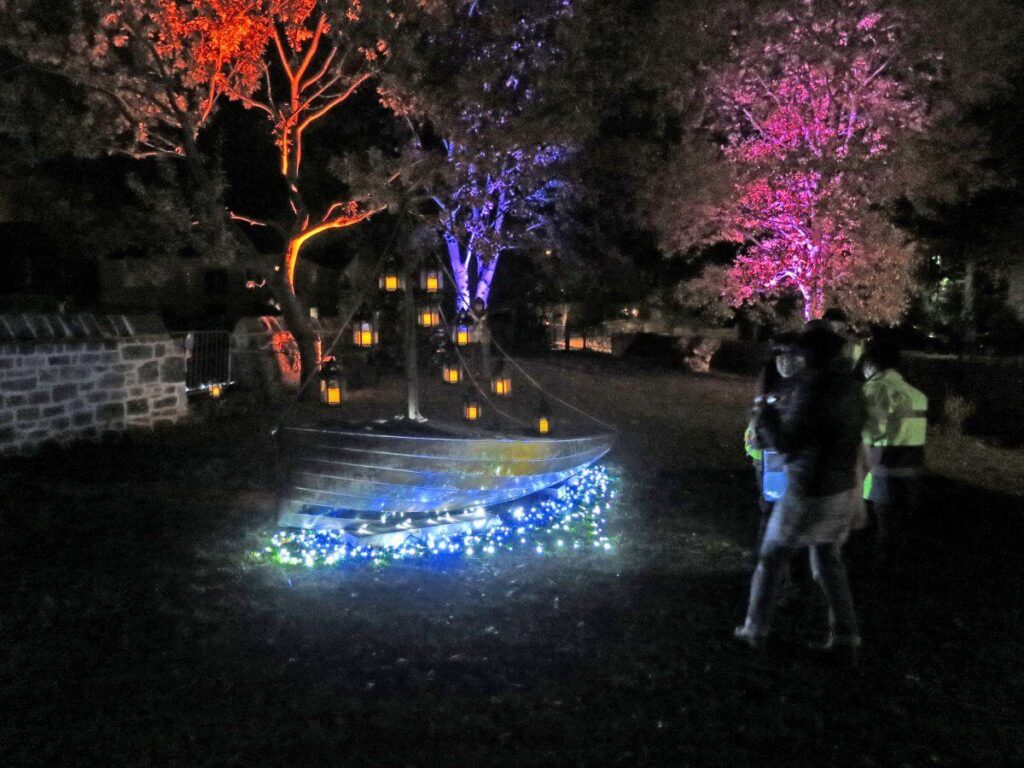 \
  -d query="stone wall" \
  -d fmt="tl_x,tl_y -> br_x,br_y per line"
0,314 -> 188,454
